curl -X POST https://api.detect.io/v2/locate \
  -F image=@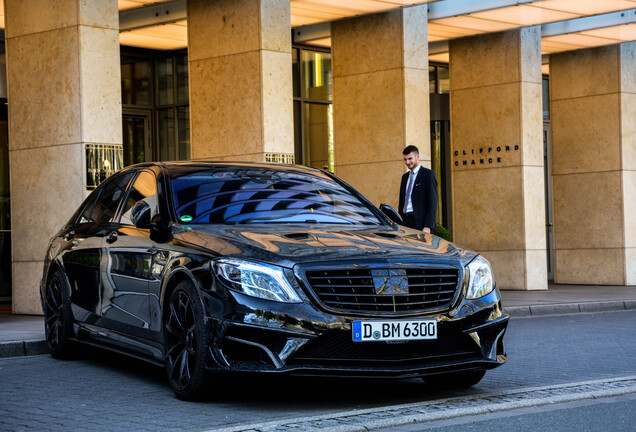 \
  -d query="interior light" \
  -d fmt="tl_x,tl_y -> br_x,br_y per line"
537,0 -> 636,16
432,16 -> 518,33
469,5 -> 579,26
582,23 -> 636,41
